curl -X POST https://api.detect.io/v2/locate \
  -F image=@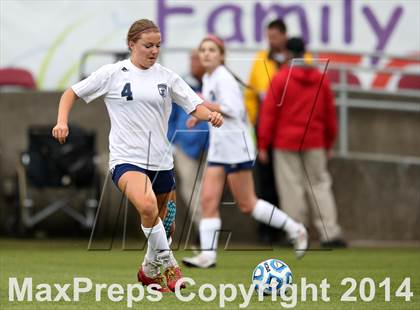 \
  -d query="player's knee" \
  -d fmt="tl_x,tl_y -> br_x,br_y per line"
200,195 -> 219,217
135,194 -> 158,218
200,193 -> 215,208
